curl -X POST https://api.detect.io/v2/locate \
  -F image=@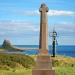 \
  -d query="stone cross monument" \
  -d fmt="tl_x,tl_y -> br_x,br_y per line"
39,3 -> 48,51
32,3 -> 55,75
